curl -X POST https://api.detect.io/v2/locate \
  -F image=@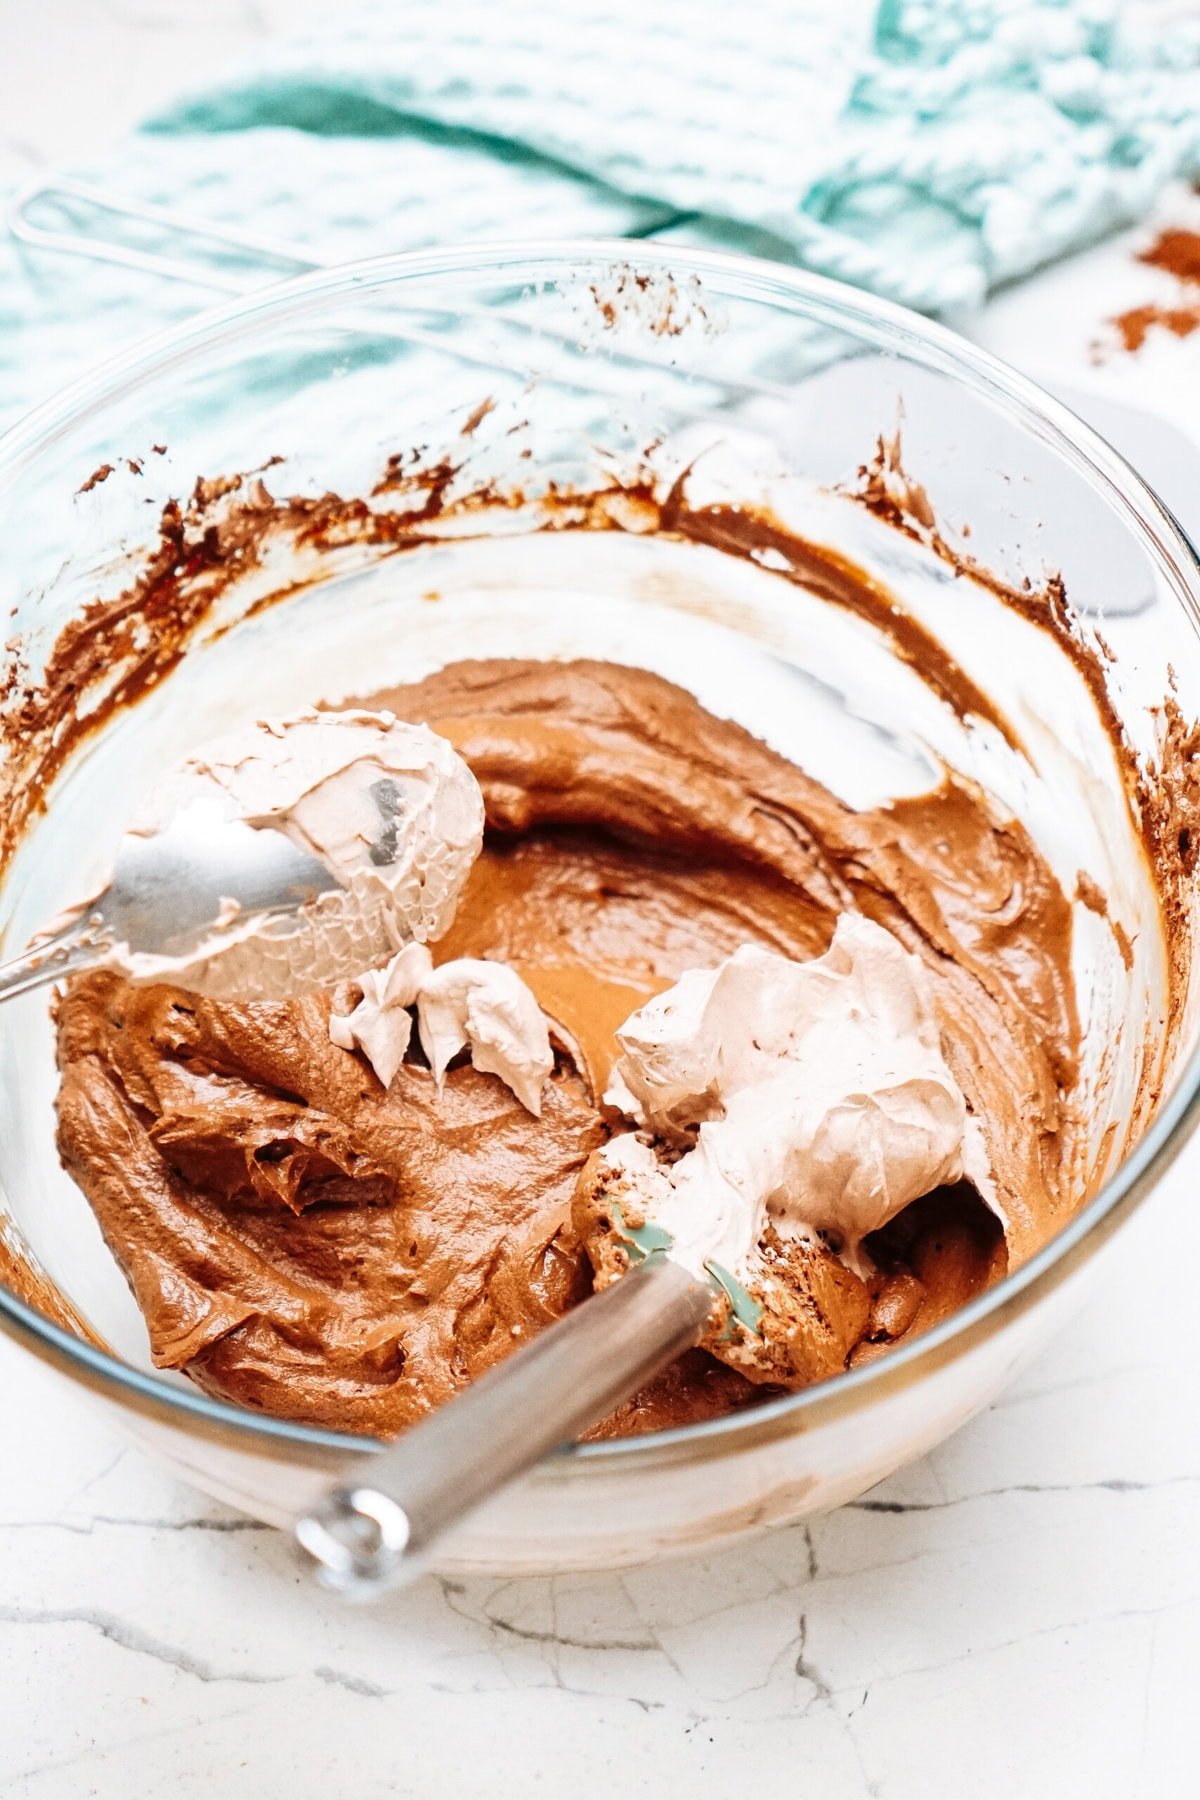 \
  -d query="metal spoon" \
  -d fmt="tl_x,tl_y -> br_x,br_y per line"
0,795 -> 341,1004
